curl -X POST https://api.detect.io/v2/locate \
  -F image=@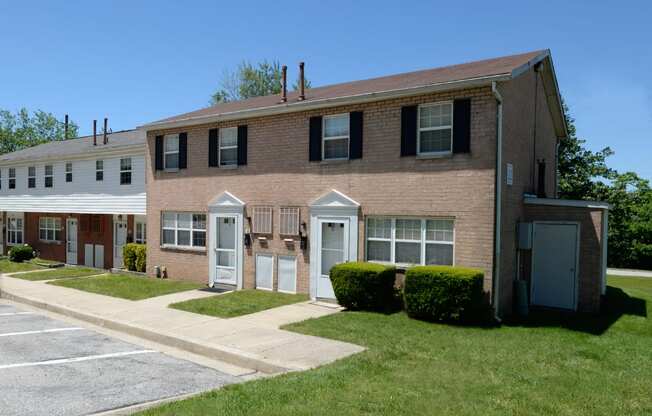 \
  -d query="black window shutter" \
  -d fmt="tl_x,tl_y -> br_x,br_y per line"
178,132 -> 188,169
349,111 -> 363,159
453,98 -> 471,153
237,125 -> 248,165
309,116 -> 322,161
155,135 -> 164,170
400,106 -> 417,156
208,129 -> 218,167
